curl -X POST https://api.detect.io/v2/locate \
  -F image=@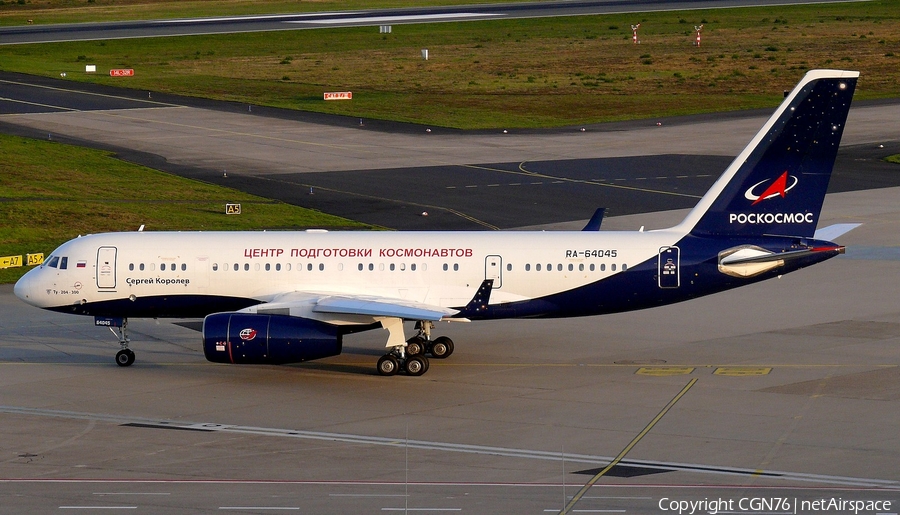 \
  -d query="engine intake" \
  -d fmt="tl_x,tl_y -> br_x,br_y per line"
203,313 -> 342,364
